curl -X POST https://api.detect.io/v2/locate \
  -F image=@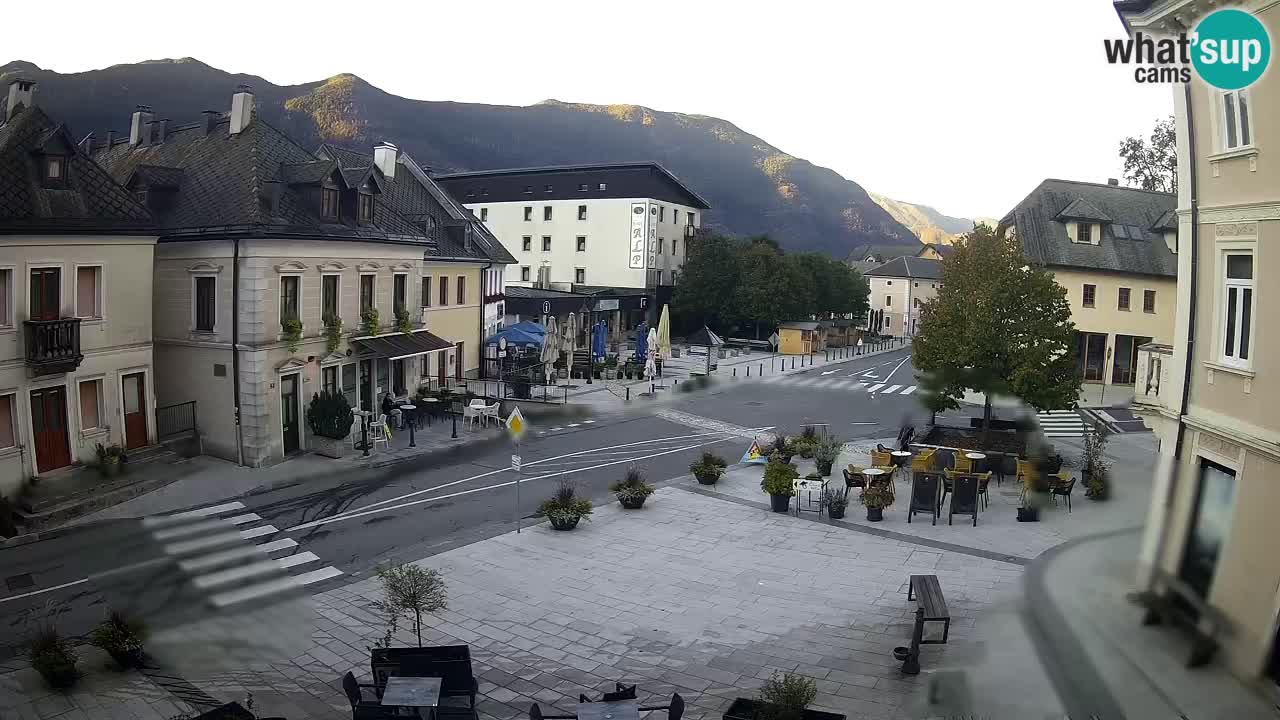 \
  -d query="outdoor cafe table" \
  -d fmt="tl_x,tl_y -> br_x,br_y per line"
890,451 -> 912,480
381,676 -> 441,719
400,404 -> 418,447
578,701 -> 641,720
863,467 -> 892,501
965,452 -> 988,473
